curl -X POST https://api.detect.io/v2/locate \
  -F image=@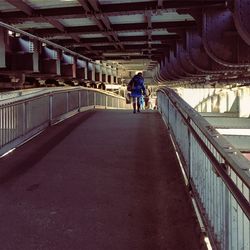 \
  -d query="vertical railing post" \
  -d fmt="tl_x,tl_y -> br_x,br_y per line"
22,101 -> 27,136
78,90 -> 81,112
187,117 -> 191,183
66,92 -> 69,112
87,90 -> 89,106
224,180 -> 230,250
105,95 -> 108,109
49,93 -> 53,125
